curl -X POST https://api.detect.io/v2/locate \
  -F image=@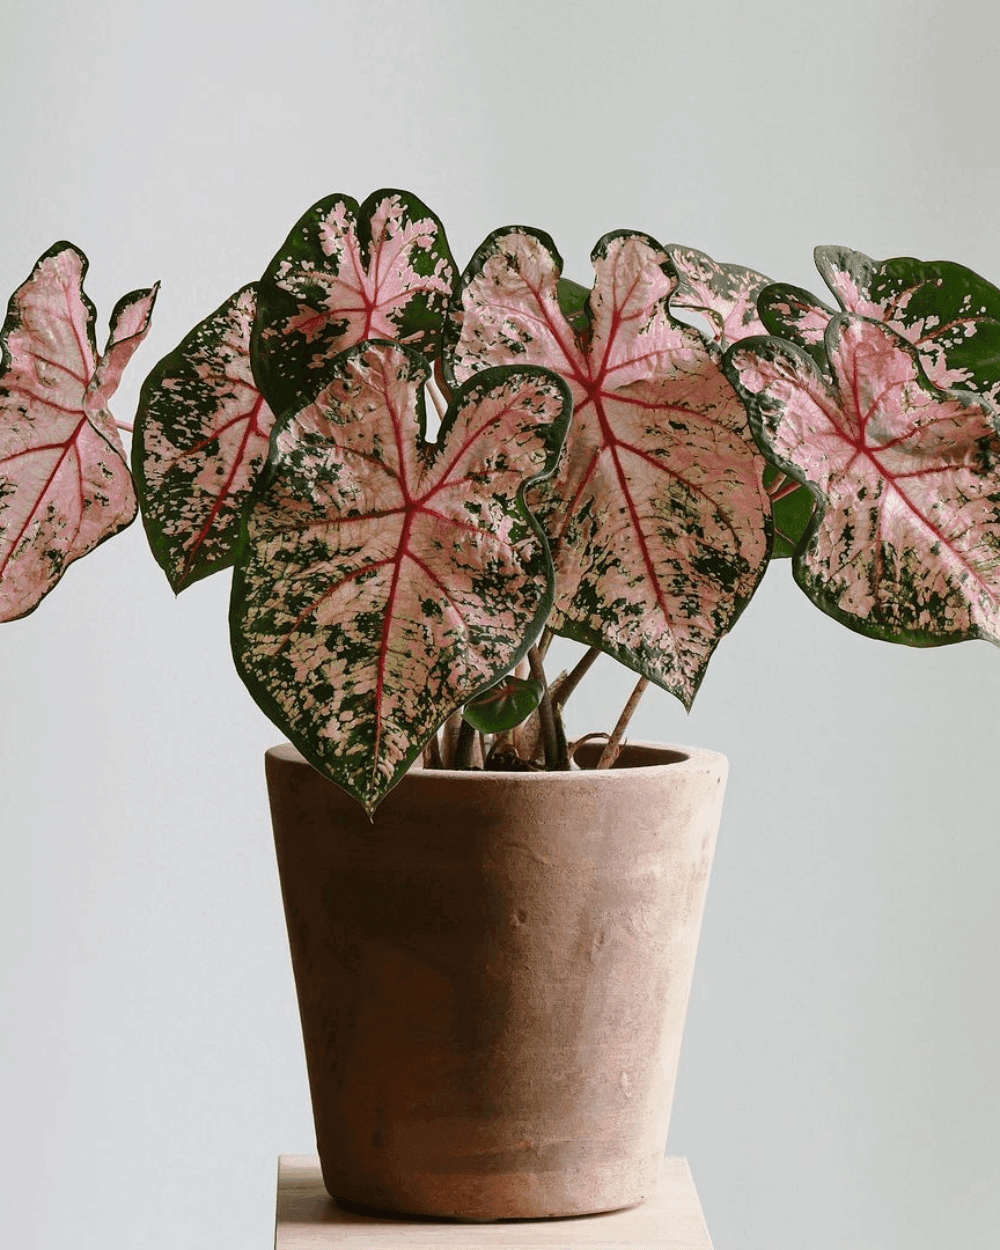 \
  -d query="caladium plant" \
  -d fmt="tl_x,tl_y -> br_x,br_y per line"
3,201 -> 999,812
